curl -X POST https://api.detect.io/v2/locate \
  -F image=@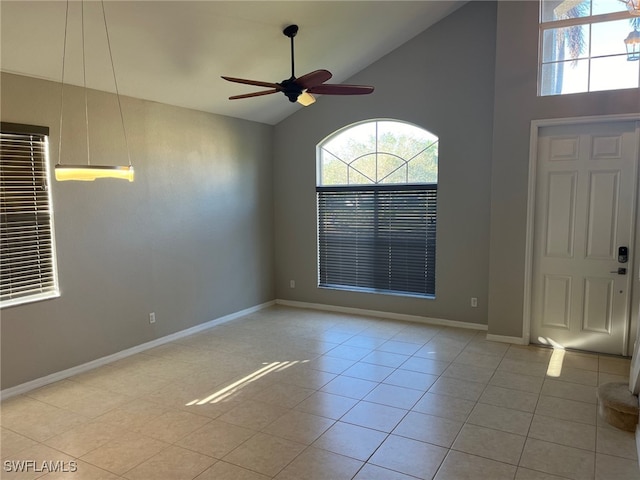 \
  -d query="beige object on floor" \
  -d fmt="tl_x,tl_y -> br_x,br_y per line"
597,382 -> 639,432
